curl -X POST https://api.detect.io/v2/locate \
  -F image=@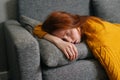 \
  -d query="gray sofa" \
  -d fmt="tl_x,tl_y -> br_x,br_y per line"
3,0 -> 120,80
